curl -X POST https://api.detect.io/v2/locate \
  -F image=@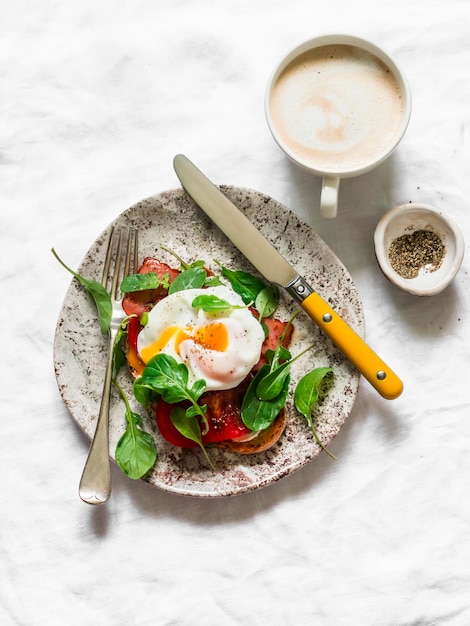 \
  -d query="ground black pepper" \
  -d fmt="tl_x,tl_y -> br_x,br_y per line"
388,229 -> 446,279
